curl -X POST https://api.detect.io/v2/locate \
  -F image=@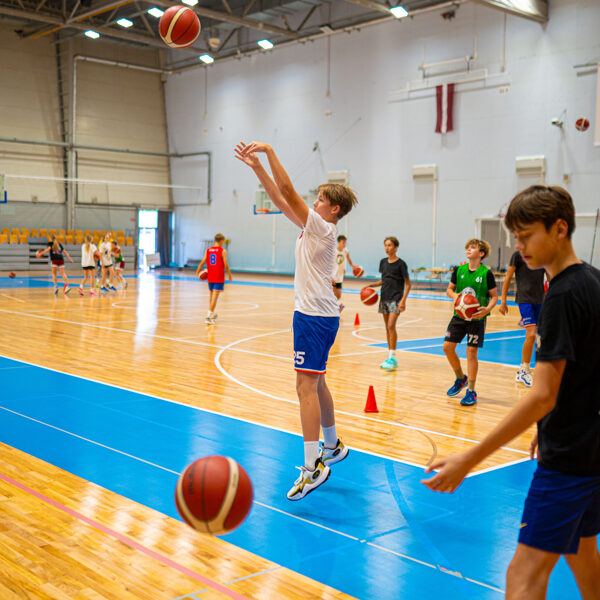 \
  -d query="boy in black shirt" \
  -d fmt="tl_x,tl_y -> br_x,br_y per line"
422,185 -> 600,599
500,251 -> 546,386
362,236 -> 411,370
